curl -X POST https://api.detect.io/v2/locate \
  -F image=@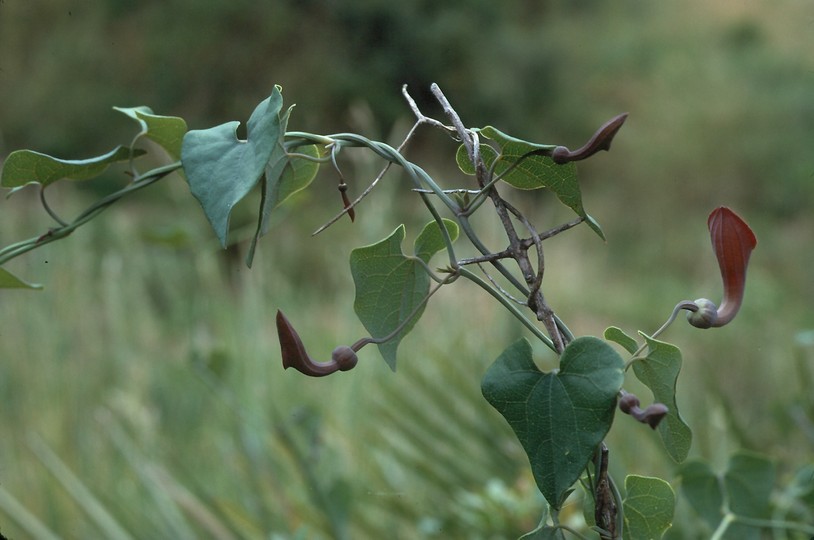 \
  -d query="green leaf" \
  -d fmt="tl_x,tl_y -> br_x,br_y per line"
677,453 -> 775,539
1,146 -> 142,189
272,143 -> 321,209
604,326 -> 639,354
724,451 -> 774,519
455,142 -> 499,175
181,87 -> 285,247
481,337 -> 624,508
114,106 -> 188,161
676,460 -> 724,531
632,335 -> 692,463
0,267 -> 43,290
350,225 -> 439,370
455,126 -> 604,239
245,106 -> 321,267
622,475 -> 676,540
414,218 -> 459,263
